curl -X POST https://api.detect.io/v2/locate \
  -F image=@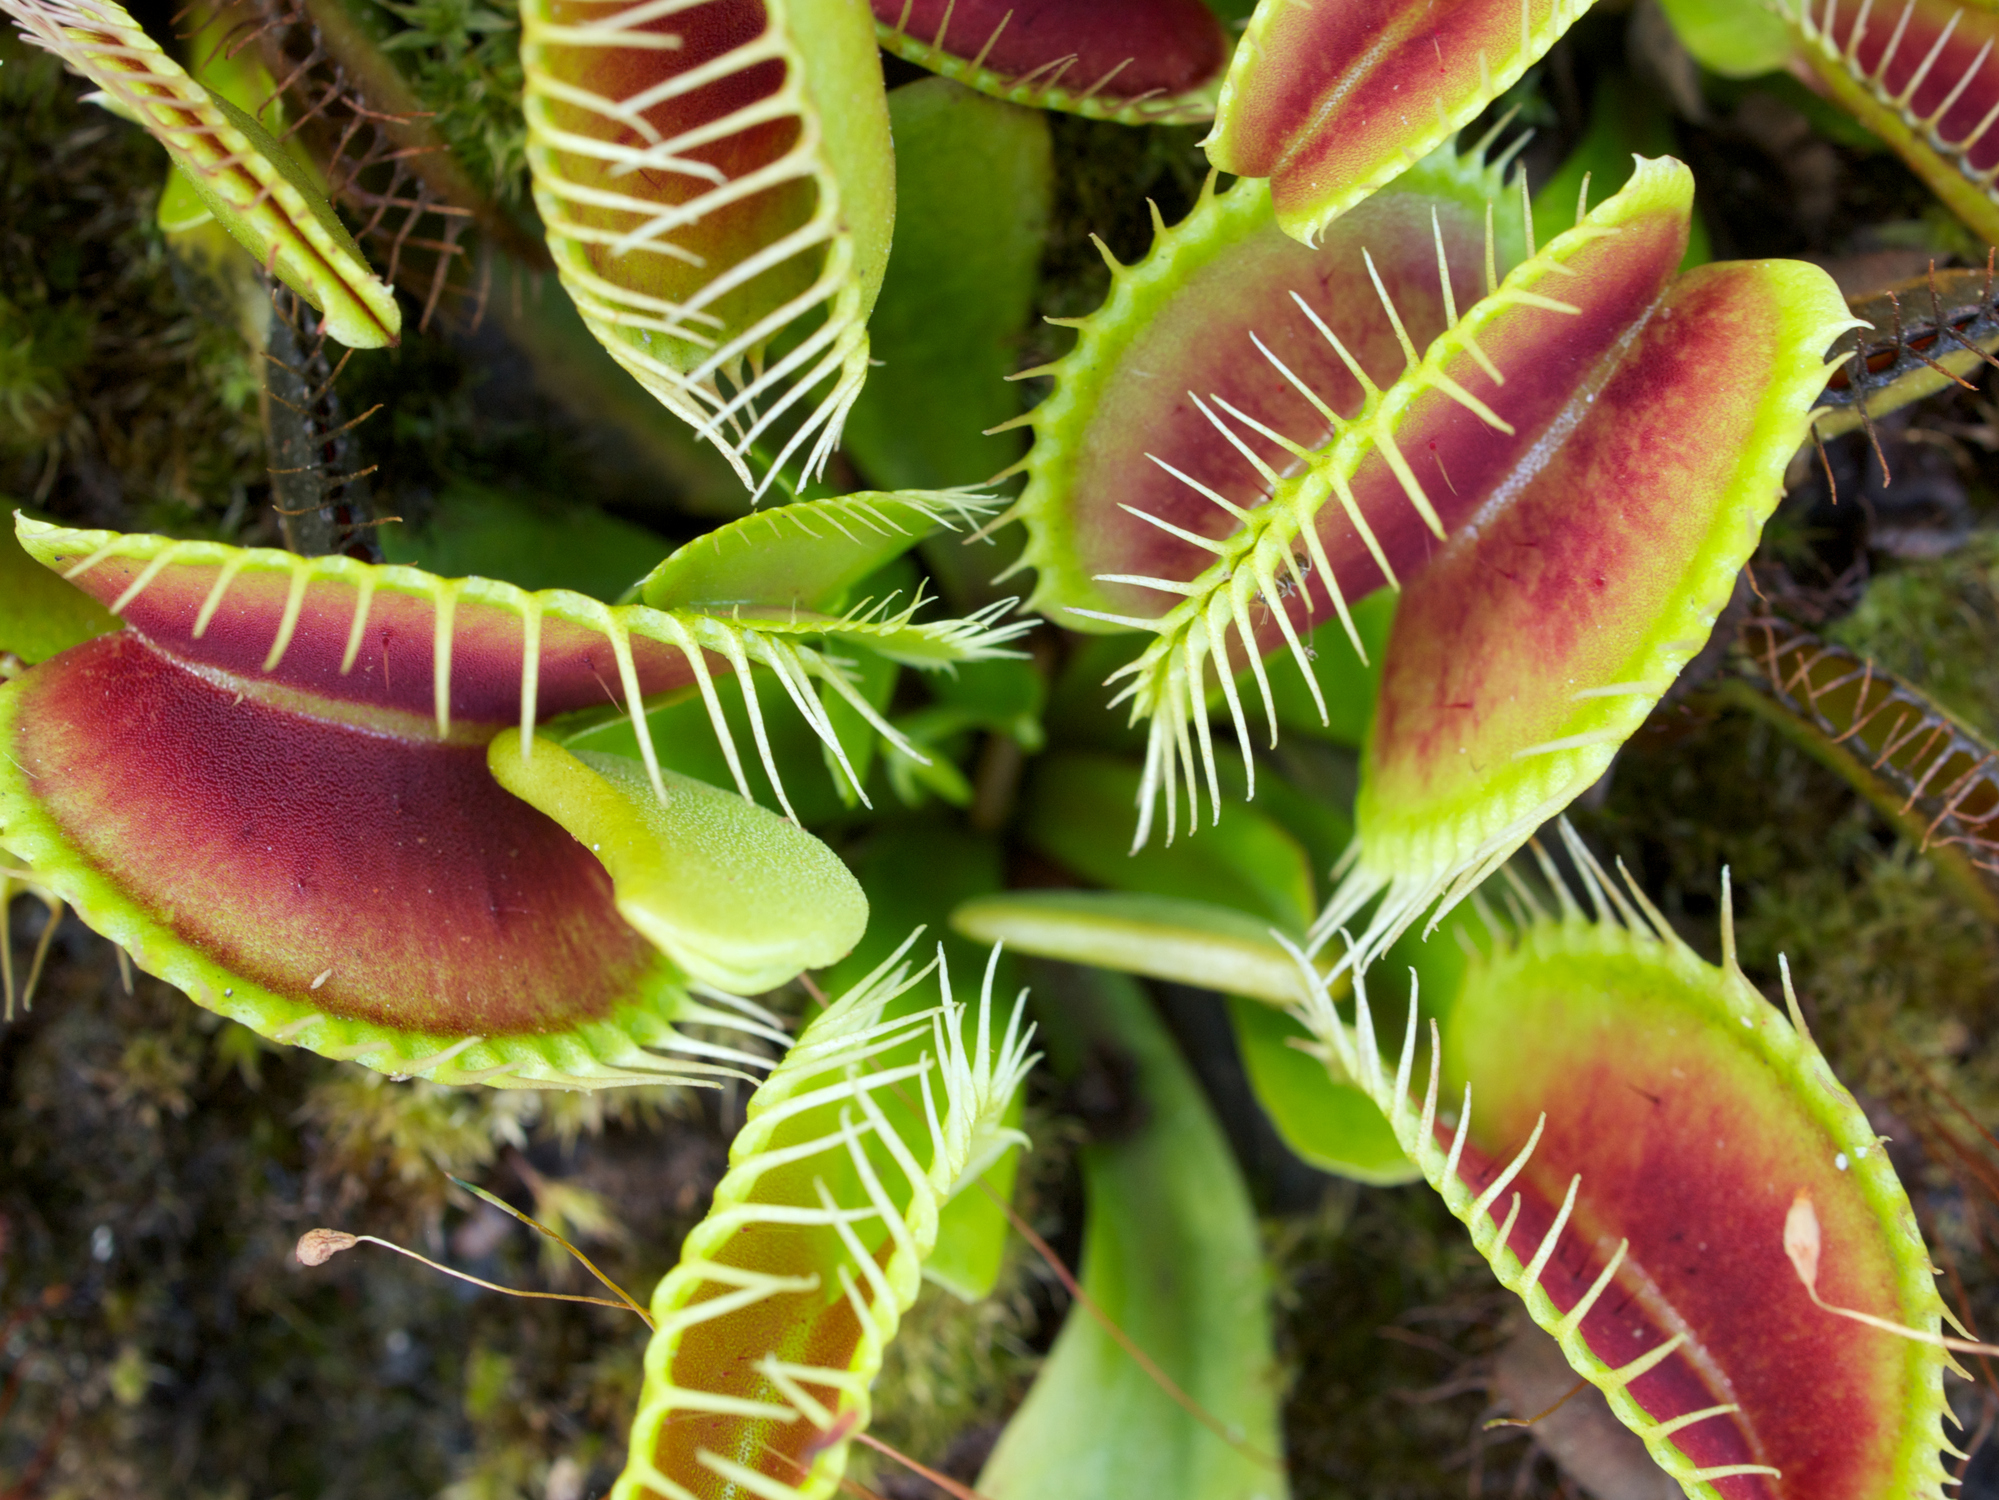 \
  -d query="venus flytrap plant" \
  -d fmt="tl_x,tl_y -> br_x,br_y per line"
1726,613 -> 1999,920
0,0 -> 402,349
520,0 -> 895,494
1012,144 -> 1851,975
869,0 -> 1232,125
610,934 -> 1036,1500
17,0 -> 1999,1482
1810,261 -> 1999,446
0,495 -> 1024,1086
1285,829 -> 1958,1500
1662,0 -> 1999,249
999,133 -> 1526,649
1205,0 -> 1594,242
